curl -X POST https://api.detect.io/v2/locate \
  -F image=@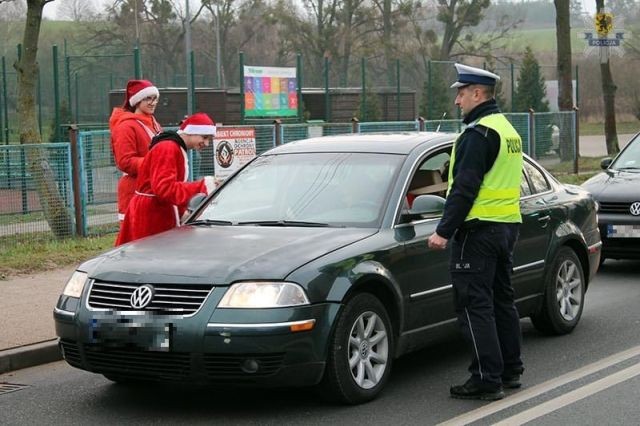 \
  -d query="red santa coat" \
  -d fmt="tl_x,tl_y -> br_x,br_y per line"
115,133 -> 210,246
109,108 -> 162,219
